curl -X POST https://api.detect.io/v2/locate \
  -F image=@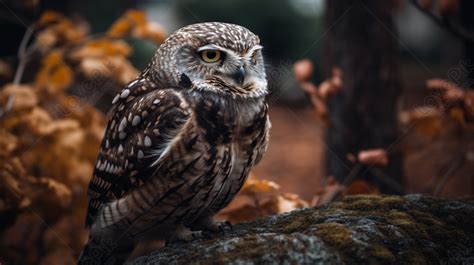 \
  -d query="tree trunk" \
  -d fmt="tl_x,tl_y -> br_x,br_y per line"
459,0 -> 474,88
323,0 -> 403,193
